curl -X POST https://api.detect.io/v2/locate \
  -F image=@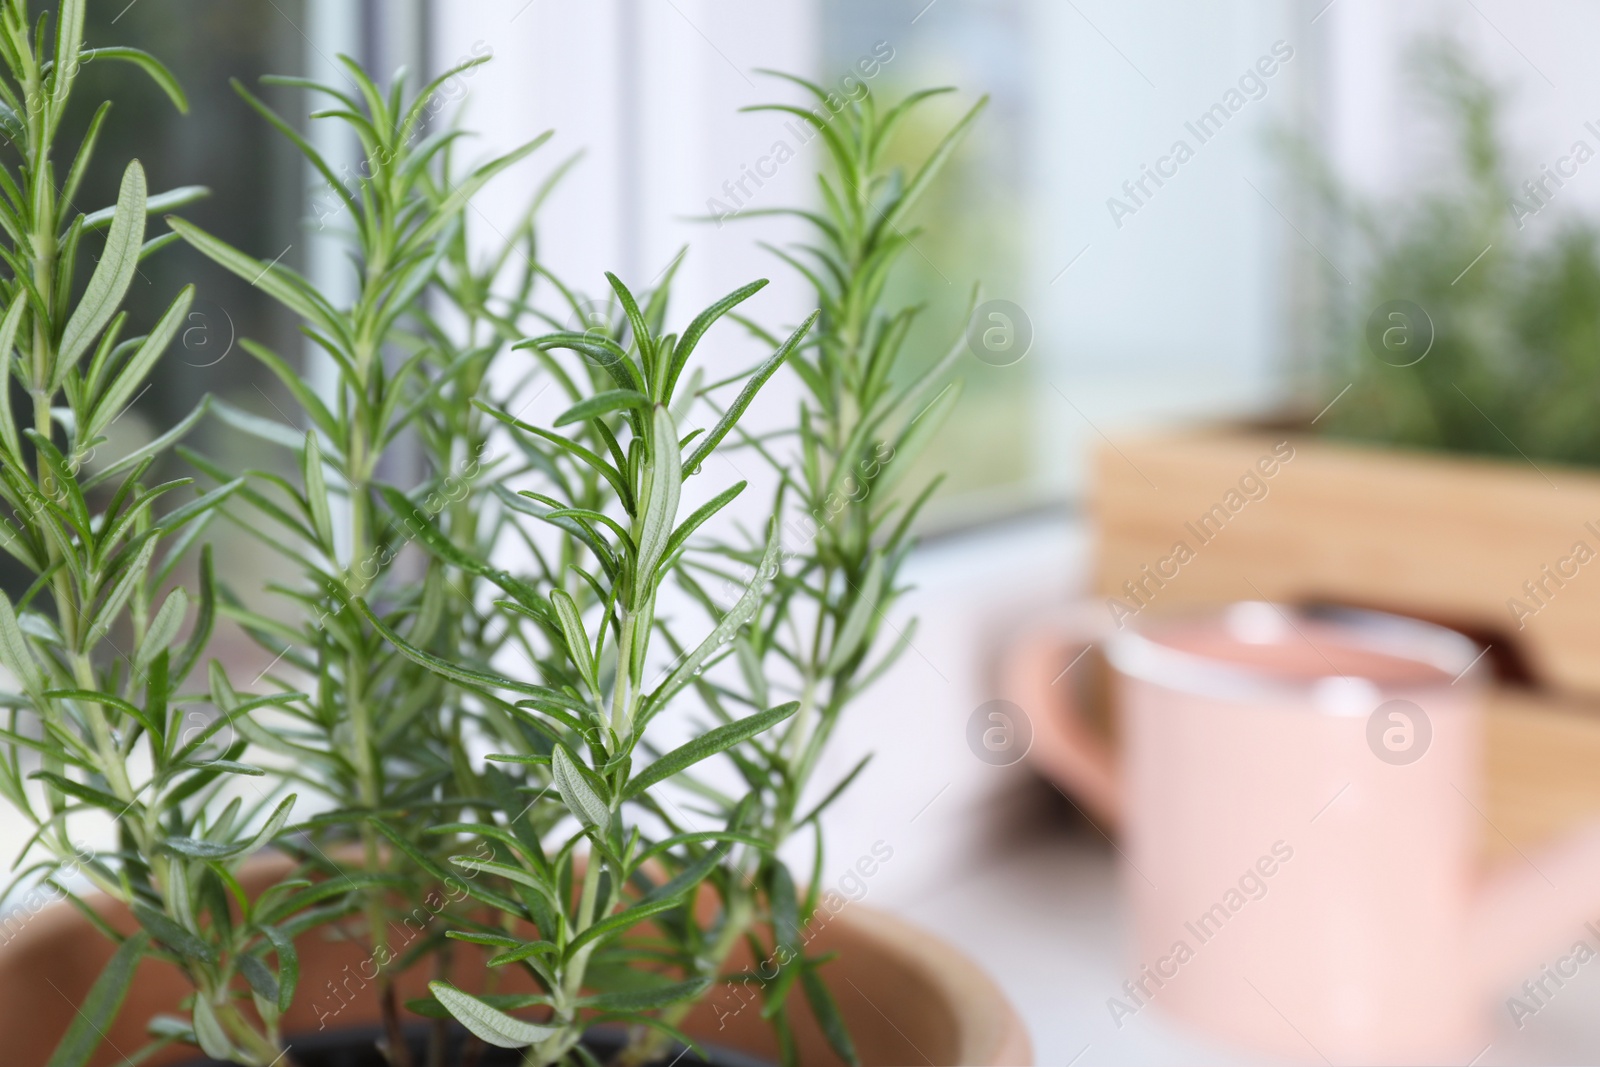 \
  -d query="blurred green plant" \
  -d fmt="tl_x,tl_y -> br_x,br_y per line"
1307,39 -> 1600,467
